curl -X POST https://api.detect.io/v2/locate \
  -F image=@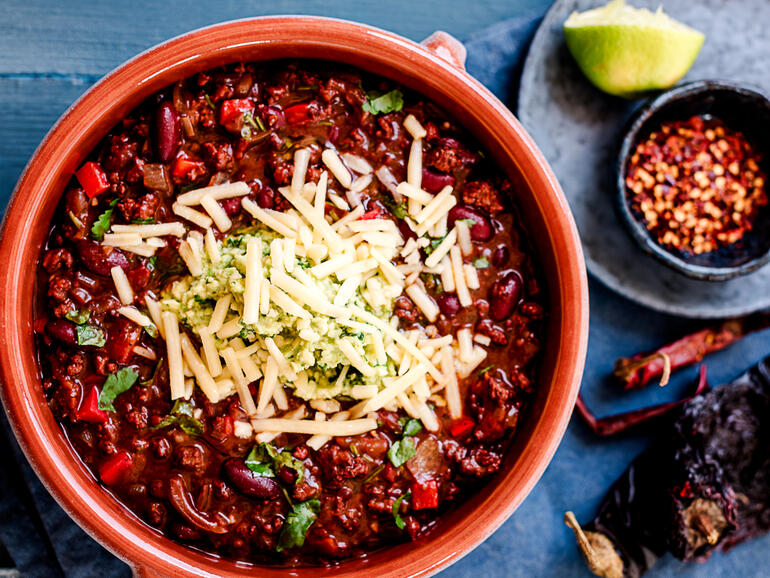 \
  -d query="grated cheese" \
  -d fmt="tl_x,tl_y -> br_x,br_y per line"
243,238 -> 262,325
200,195 -> 232,232
176,181 -> 250,206
424,227 -> 458,269
450,245 -> 472,306
110,266 -> 133,305
173,203 -> 213,229
112,222 -> 185,237
322,149 -> 352,188
162,311 -> 184,400
251,417 -> 377,436
291,148 -> 311,195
